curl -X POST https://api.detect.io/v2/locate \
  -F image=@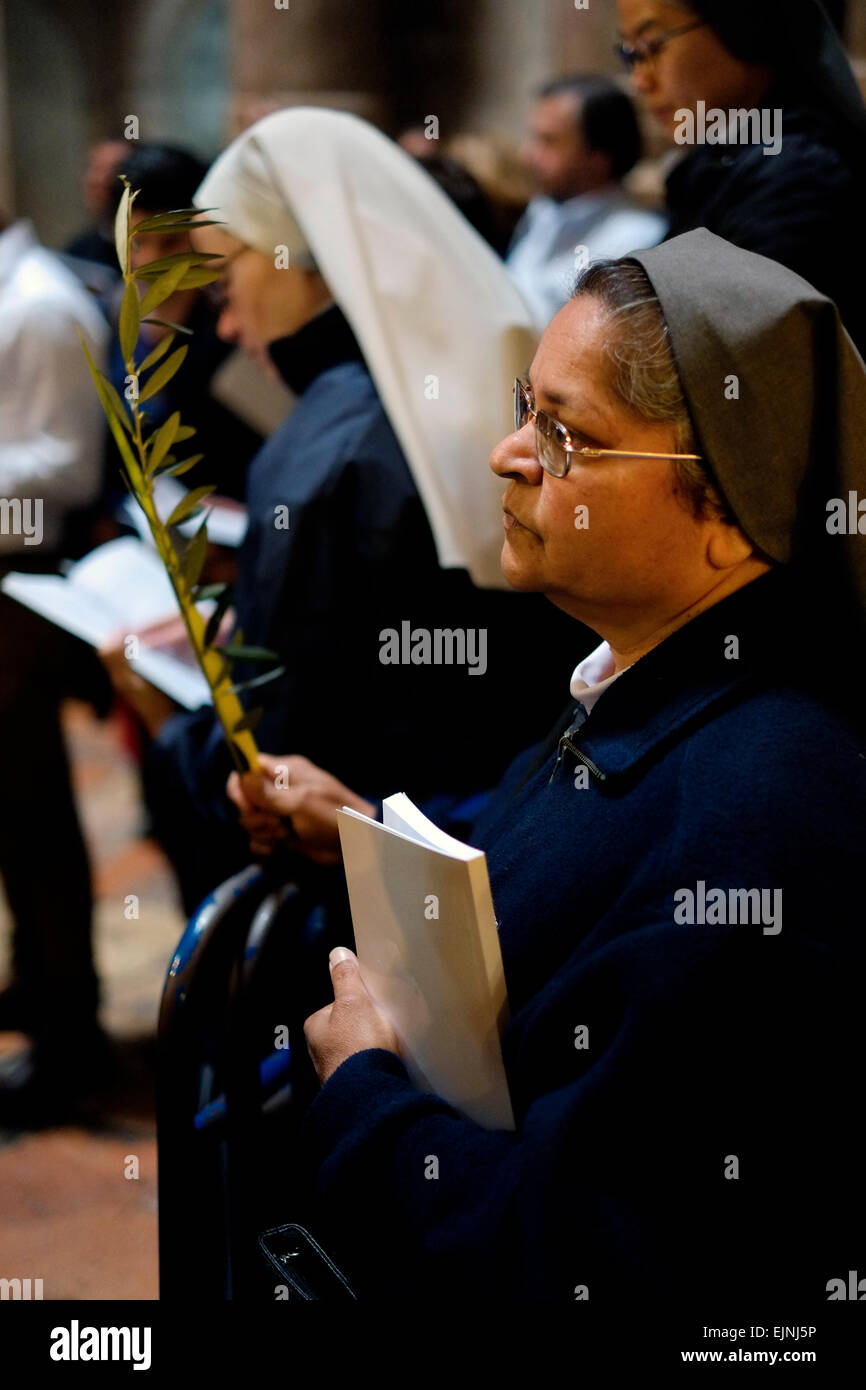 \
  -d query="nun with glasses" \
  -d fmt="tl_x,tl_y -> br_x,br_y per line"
233,229 -> 866,1306
111,108 -> 582,914
615,0 -> 866,352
